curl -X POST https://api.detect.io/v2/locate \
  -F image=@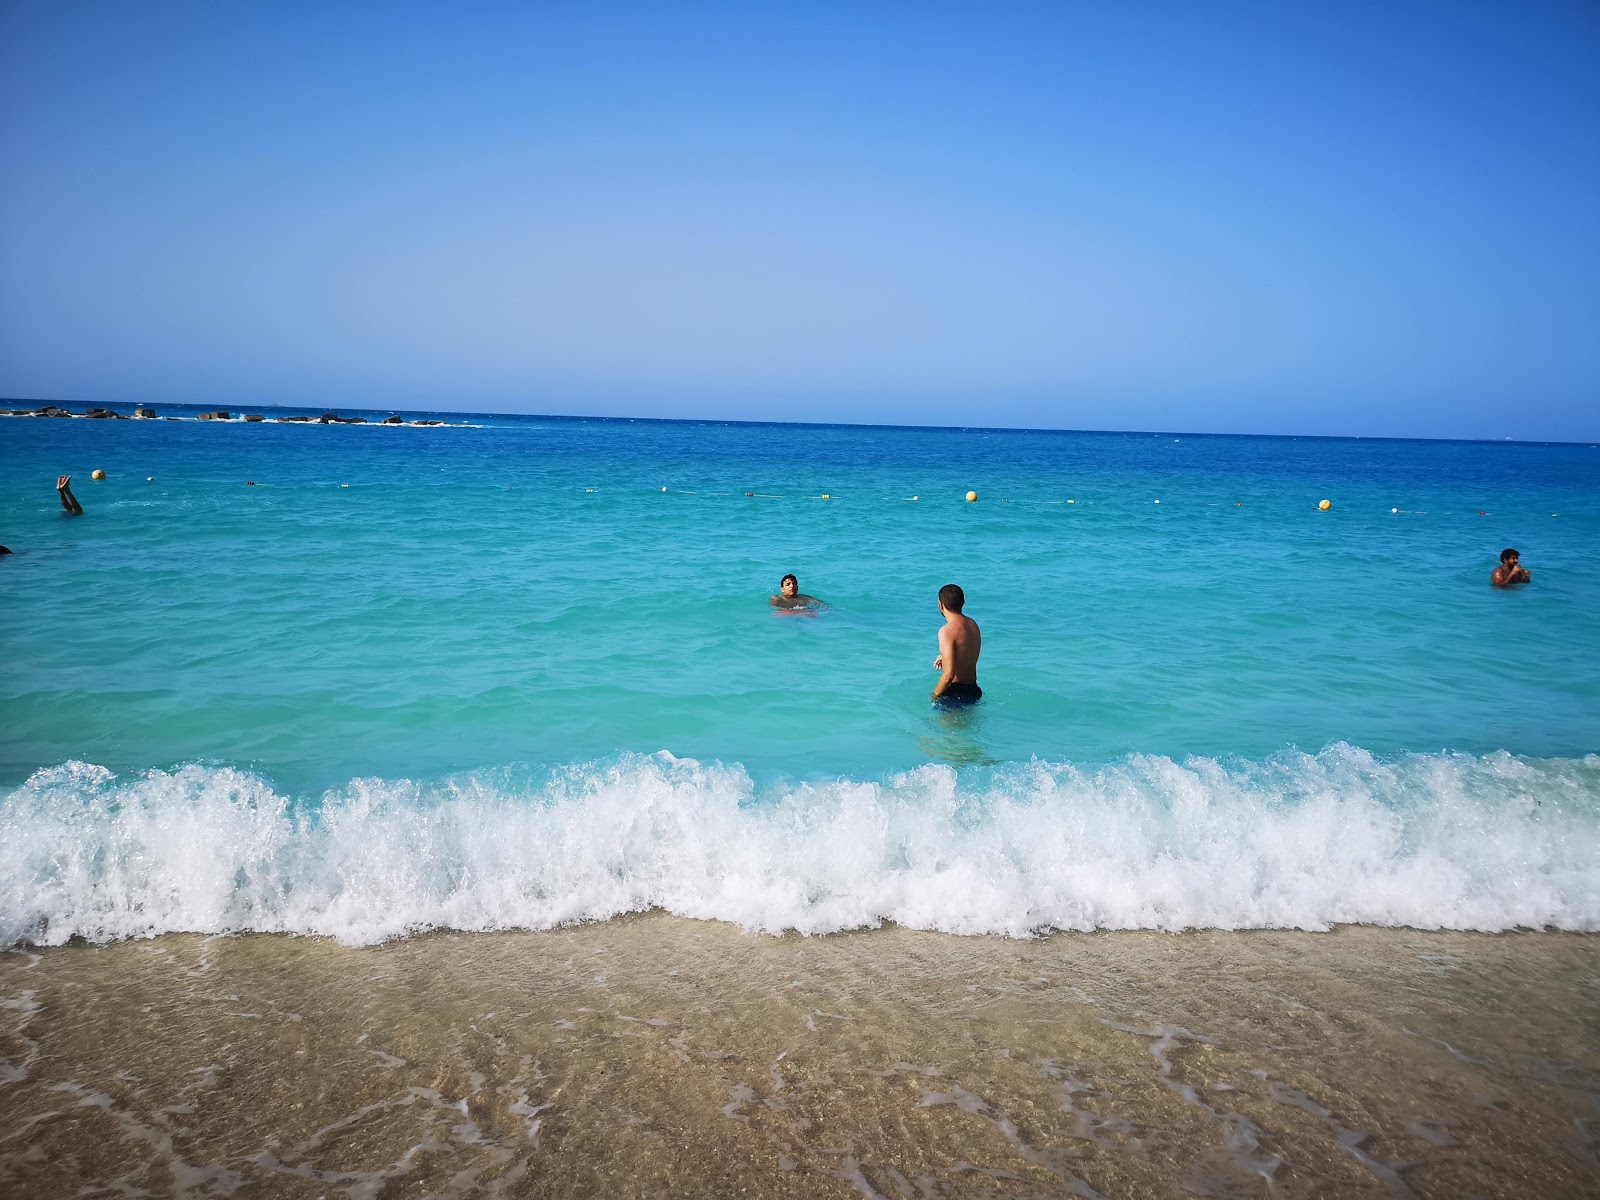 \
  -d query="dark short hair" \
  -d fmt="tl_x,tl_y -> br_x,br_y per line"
1500,548 -> 1519,563
938,583 -> 965,612
781,574 -> 798,587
